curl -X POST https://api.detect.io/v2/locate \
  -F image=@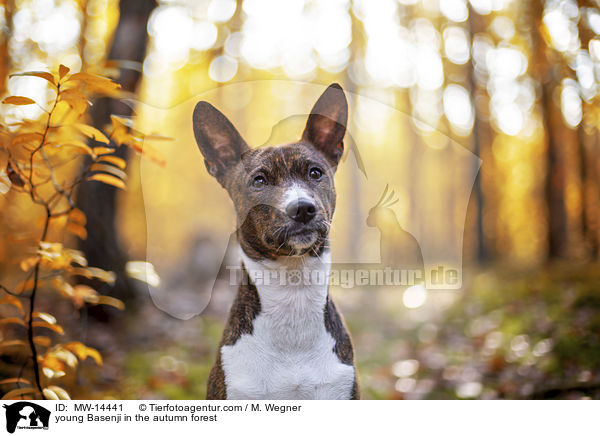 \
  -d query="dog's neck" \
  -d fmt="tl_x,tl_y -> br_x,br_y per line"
239,245 -> 332,349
